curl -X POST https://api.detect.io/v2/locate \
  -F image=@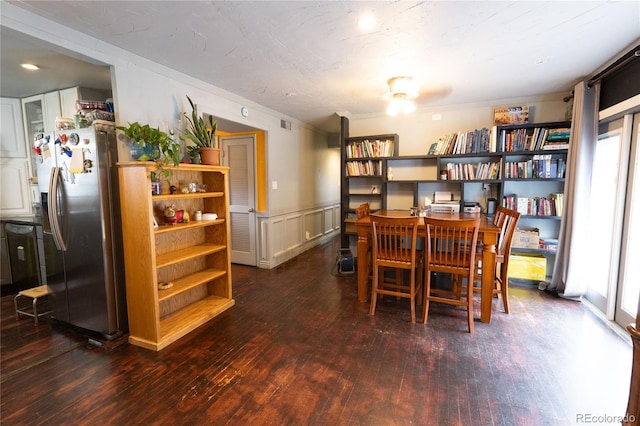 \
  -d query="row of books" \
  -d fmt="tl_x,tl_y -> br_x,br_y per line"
443,160 -> 501,181
503,193 -> 564,216
504,155 -> 566,179
428,128 -> 493,155
426,126 -> 571,155
345,139 -> 395,159
538,237 -> 559,252
345,160 -> 383,177
499,127 -> 571,152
